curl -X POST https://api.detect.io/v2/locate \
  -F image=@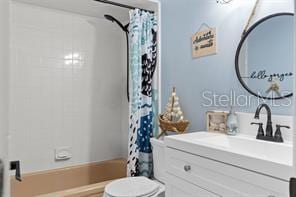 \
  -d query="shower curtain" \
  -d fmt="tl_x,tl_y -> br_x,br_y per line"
127,9 -> 157,178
